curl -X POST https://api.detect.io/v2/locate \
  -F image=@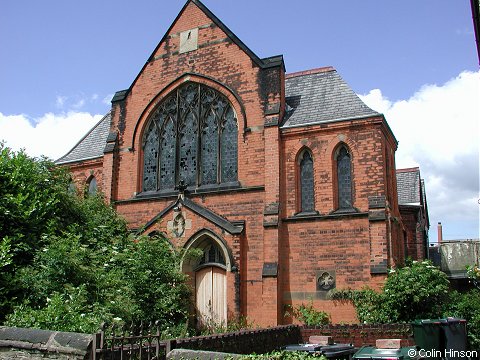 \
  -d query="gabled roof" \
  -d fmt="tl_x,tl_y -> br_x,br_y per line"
141,196 -> 244,235
282,67 -> 380,128
396,167 -> 421,206
113,0 -> 284,103
55,112 -> 111,165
